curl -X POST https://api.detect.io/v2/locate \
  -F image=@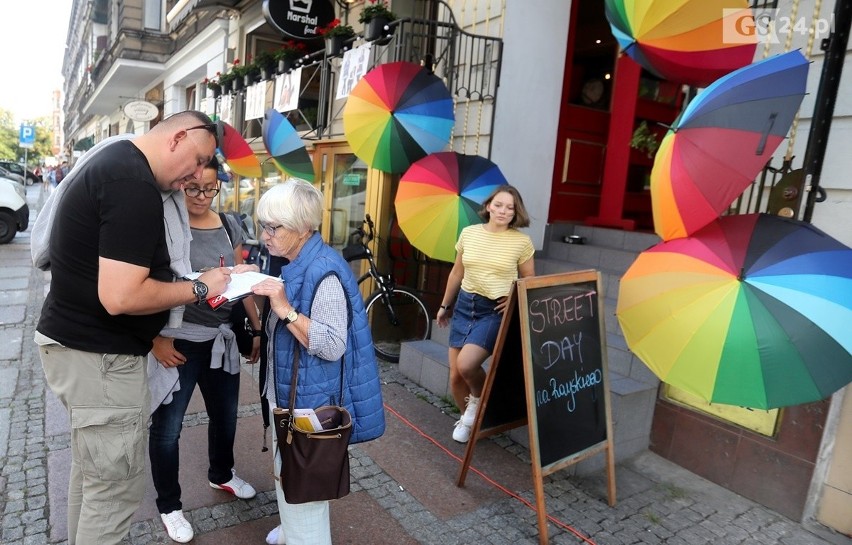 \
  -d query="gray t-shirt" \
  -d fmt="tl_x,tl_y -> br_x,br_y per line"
183,216 -> 244,327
